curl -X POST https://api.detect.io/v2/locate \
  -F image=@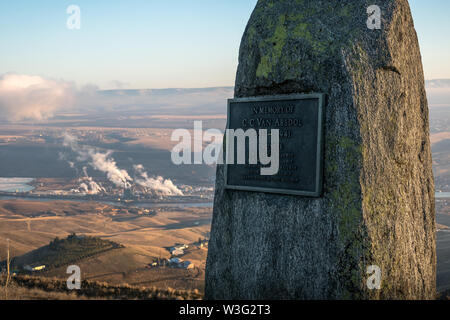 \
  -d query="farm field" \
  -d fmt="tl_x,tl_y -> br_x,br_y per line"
0,199 -> 211,293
